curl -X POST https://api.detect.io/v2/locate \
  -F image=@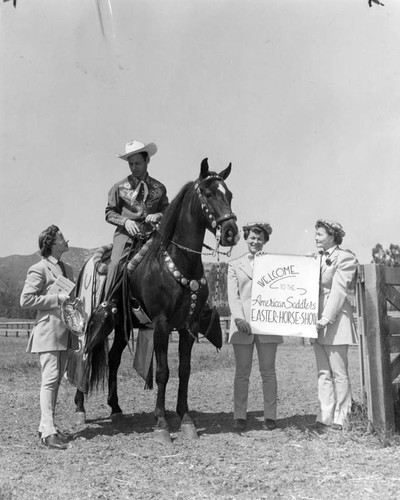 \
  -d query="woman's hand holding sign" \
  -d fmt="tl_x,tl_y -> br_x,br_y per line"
235,318 -> 252,335
316,318 -> 329,331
